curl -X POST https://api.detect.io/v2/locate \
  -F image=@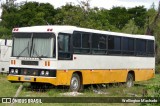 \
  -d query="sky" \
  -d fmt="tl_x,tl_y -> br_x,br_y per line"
0,0 -> 159,18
